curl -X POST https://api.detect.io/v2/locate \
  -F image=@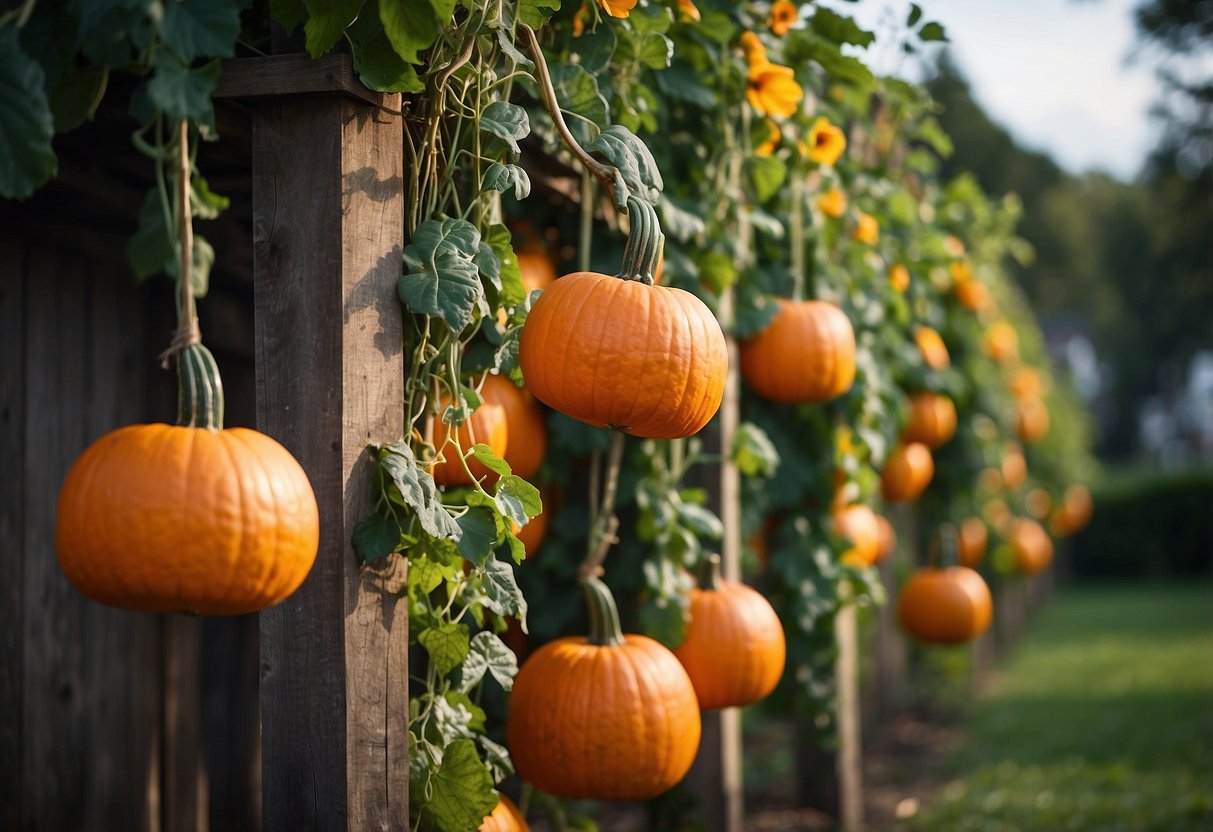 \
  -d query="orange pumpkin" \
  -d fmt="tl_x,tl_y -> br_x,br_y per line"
833,504 -> 881,566
881,442 -> 935,502
957,517 -> 988,568
1008,517 -> 1054,574
480,794 -> 529,832
955,279 -> 990,311
873,514 -> 897,564
507,578 -> 701,799
1017,396 -> 1050,443
481,374 -> 546,480
517,241 -> 558,295
984,321 -> 1019,363
898,566 -> 993,645
432,388 -> 509,486
674,556 -> 786,709
1009,367 -> 1043,400
1025,487 -> 1052,519
903,392 -> 958,449
1001,443 -> 1027,490
56,344 -> 319,615
1050,484 -> 1093,537
740,299 -> 856,403
519,204 -> 727,439
914,326 -> 951,370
